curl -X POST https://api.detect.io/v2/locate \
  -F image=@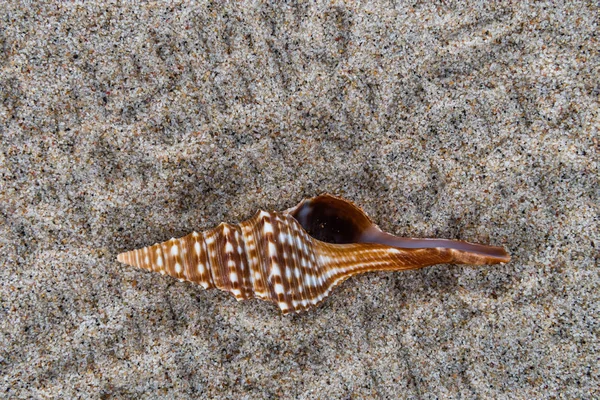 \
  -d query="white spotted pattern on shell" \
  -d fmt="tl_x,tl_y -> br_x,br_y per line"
118,194 -> 511,314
